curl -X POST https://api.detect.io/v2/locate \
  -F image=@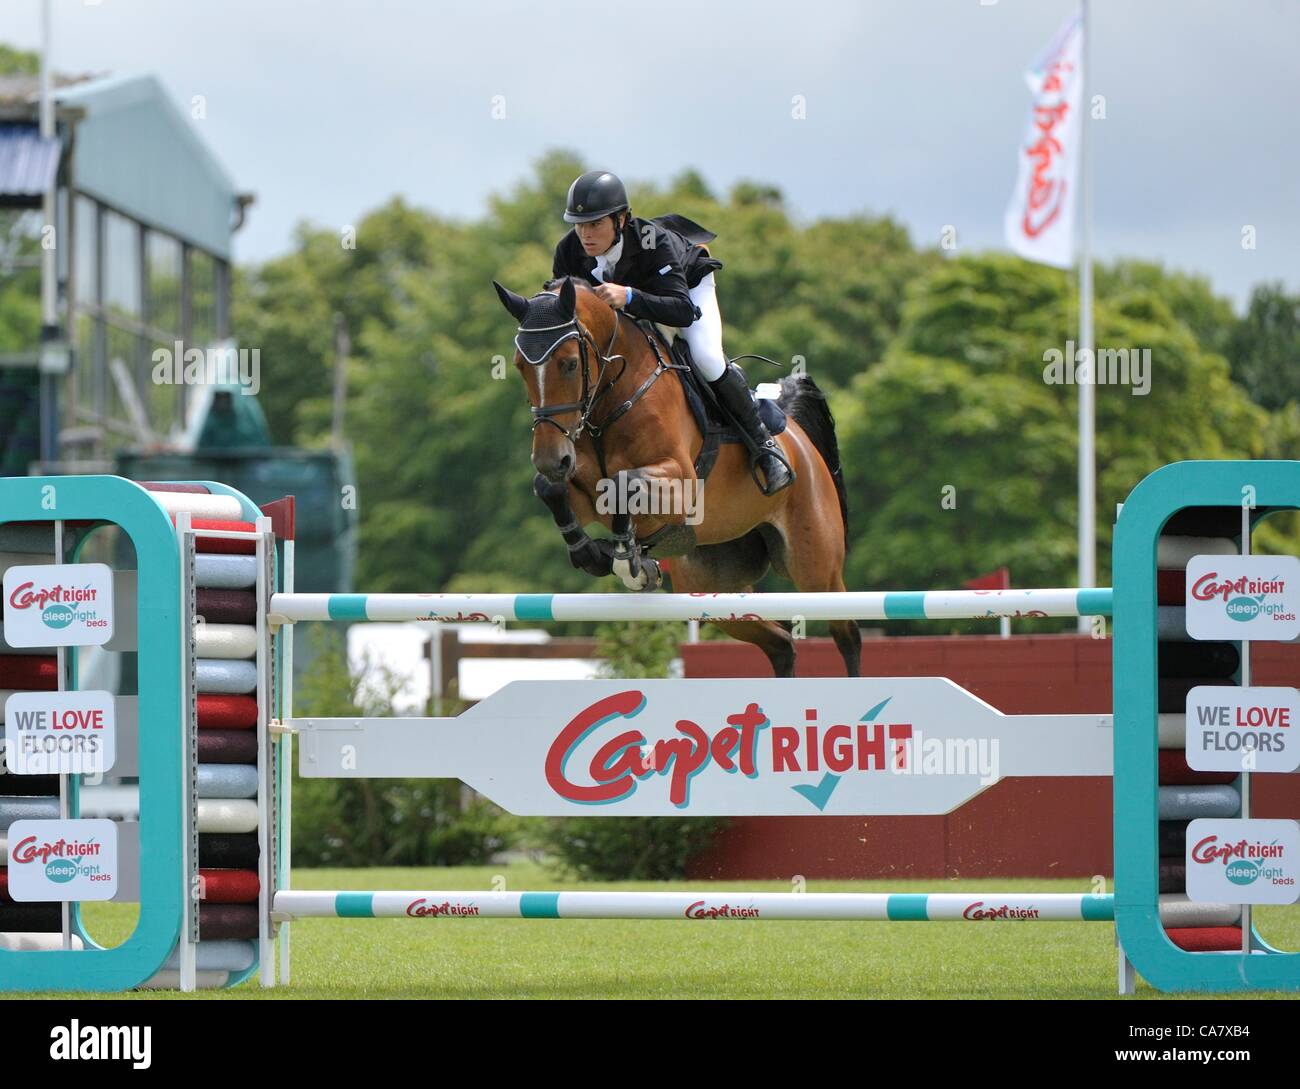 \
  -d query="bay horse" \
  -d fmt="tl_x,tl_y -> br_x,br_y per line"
492,275 -> 861,677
